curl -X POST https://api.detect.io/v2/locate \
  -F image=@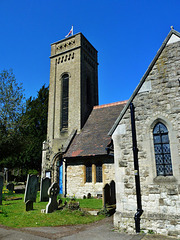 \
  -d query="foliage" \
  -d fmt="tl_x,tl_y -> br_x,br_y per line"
0,69 -> 25,169
0,69 -> 24,130
0,69 -> 49,174
0,194 -> 105,228
97,208 -> 110,217
17,85 -> 49,172
28,169 -> 39,175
